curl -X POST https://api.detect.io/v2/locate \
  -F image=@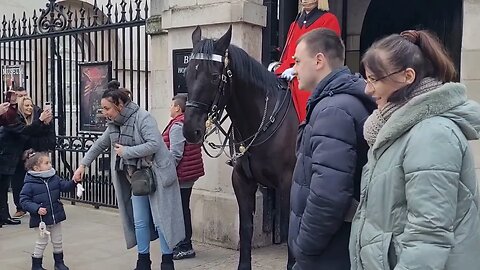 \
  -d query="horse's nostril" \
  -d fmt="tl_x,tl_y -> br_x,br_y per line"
194,129 -> 201,137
